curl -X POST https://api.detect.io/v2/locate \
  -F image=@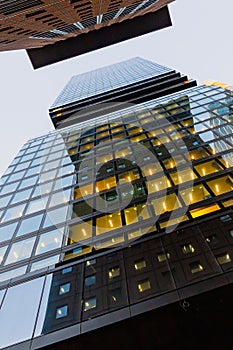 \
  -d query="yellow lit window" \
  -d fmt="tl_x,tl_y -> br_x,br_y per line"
108,266 -> 120,279
189,148 -> 209,161
115,147 -> 132,158
118,170 -> 140,184
189,261 -> 204,274
148,128 -> 162,137
147,176 -> 171,193
67,220 -> 92,244
157,252 -> 170,263
219,154 -> 233,169
170,168 -> 197,185
111,132 -> 125,140
152,135 -> 170,146
96,153 -> 113,165
141,163 -> 163,177
127,126 -> 143,135
96,125 -> 108,132
81,136 -> 94,143
151,193 -> 181,216
134,259 -> 146,270
180,118 -> 193,127
138,279 -> 151,293
216,253 -> 231,265
190,203 -> 220,218
96,212 -> 122,235
97,130 -> 109,138
163,155 -> 187,170
130,134 -> 147,142
194,160 -> 223,176
180,184 -> 211,205
222,199 -> 233,207
68,147 -> 77,155
181,244 -> 195,254
79,142 -> 94,151
159,215 -> 189,229
207,175 -> 233,196
111,126 -> 124,133
141,117 -> 154,123
96,177 -> 116,192
74,184 -> 93,199
124,203 -> 150,225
